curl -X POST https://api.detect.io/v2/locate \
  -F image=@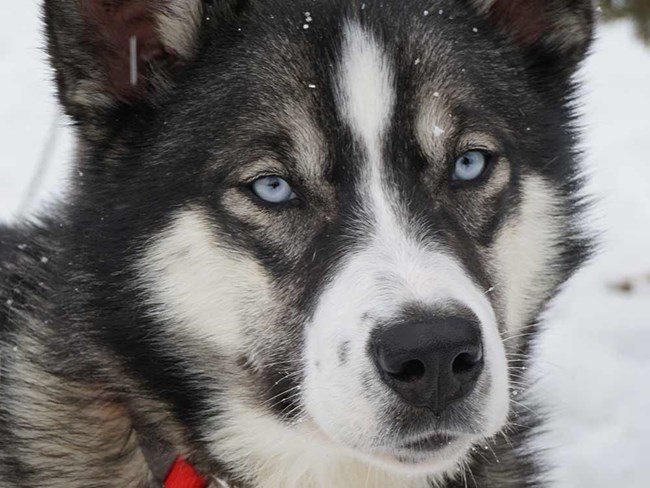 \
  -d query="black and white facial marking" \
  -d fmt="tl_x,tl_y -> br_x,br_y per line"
42,0 -> 593,485
301,20 -> 511,474
132,2 -> 588,483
